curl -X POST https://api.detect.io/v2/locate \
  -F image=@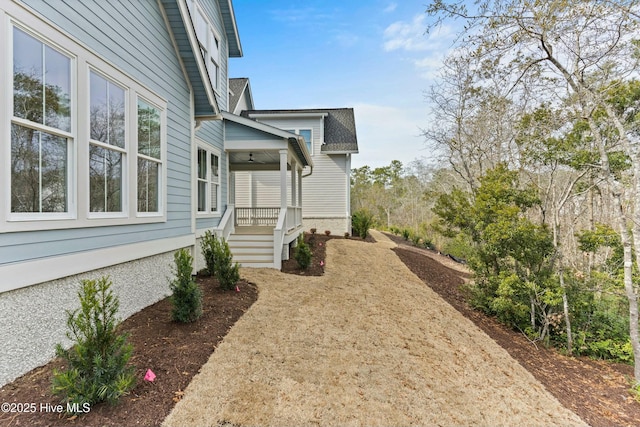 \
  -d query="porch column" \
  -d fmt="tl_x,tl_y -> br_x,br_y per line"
279,149 -> 288,211
298,168 -> 303,208
291,159 -> 297,207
